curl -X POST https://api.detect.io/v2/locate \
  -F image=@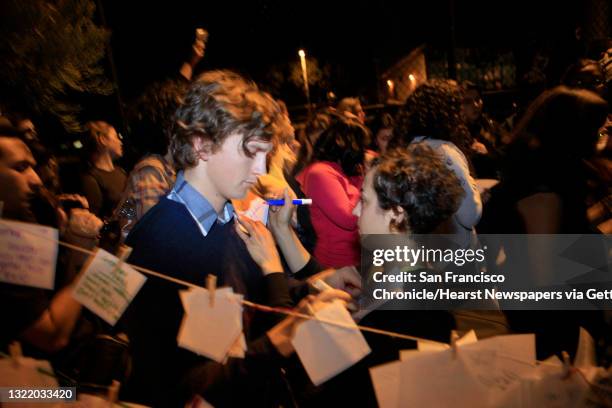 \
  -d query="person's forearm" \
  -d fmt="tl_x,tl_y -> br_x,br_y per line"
22,284 -> 82,351
272,224 -> 311,273
47,284 -> 82,346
